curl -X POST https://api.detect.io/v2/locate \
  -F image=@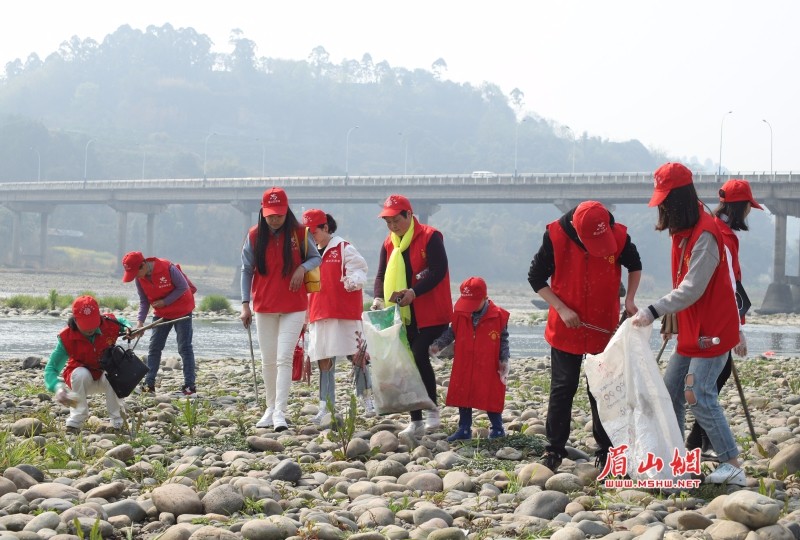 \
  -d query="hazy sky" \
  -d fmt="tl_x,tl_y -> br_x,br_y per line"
2,1 -> 797,173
